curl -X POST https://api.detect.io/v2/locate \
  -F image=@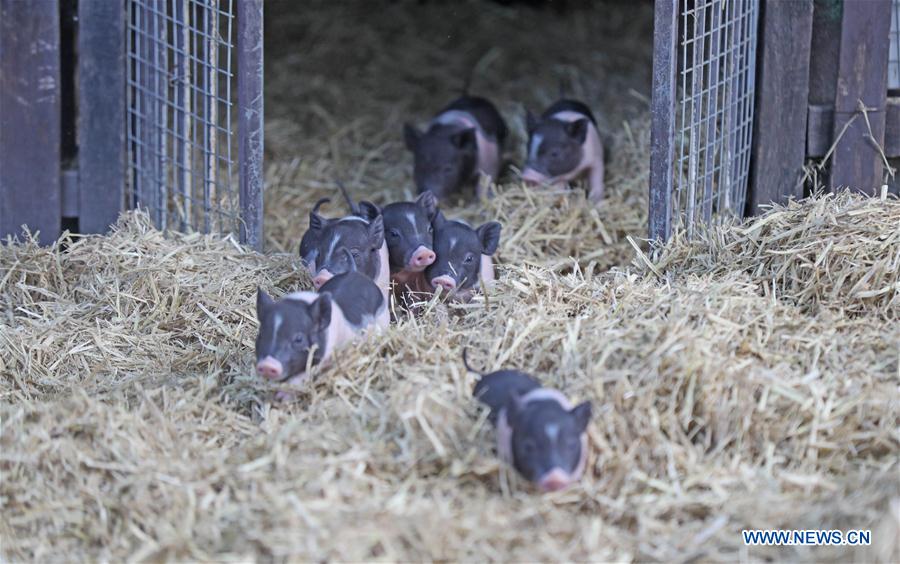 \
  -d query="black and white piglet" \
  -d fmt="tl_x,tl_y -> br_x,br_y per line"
256,250 -> 389,392
521,99 -> 605,205
425,212 -> 501,302
405,95 -> 508,202
298,199 -> 390,298
465,350 -> 592,492
359,191 -> 440,299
